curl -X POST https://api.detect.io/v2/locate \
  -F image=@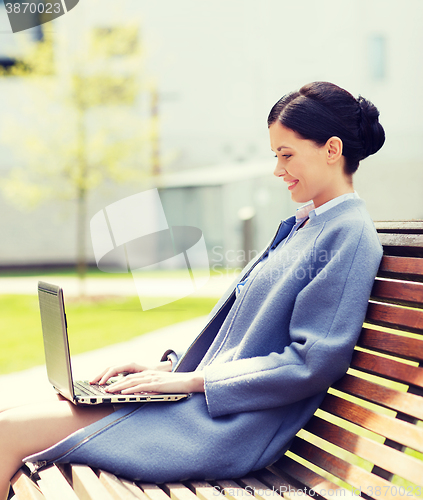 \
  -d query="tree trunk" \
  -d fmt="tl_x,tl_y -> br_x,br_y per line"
76,101 -> 87,296
76,184 -> 87,295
